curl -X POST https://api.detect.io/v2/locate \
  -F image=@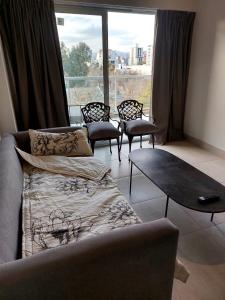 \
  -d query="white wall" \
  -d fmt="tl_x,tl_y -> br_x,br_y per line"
0,38 -> 17,135
55,0 -> 197,11
185,0 -> 225,151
